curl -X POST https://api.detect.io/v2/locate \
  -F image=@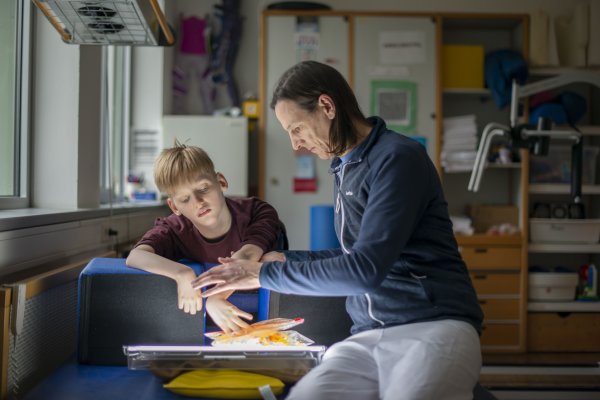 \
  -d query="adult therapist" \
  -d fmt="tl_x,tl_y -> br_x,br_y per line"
192,60 -> 484,400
